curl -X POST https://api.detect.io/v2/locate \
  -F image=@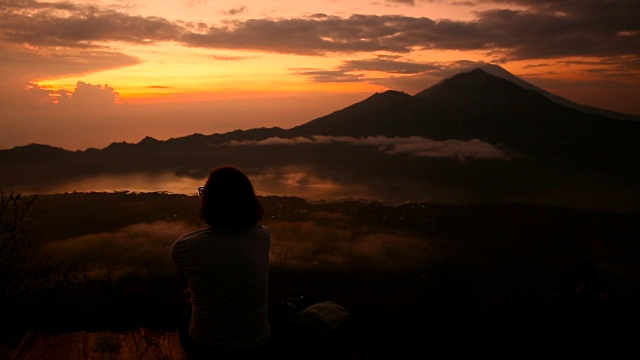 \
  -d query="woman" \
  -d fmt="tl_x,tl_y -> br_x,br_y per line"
172,166 -> 271,359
